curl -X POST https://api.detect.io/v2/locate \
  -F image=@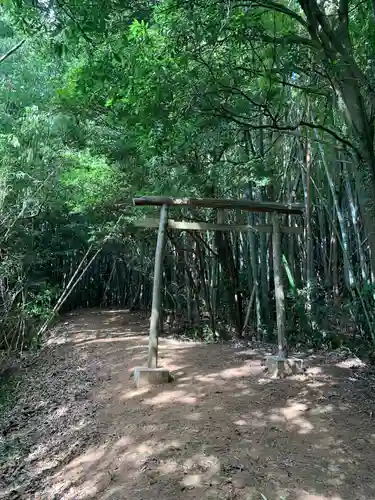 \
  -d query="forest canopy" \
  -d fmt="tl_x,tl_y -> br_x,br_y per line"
1,0 -> 375,354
